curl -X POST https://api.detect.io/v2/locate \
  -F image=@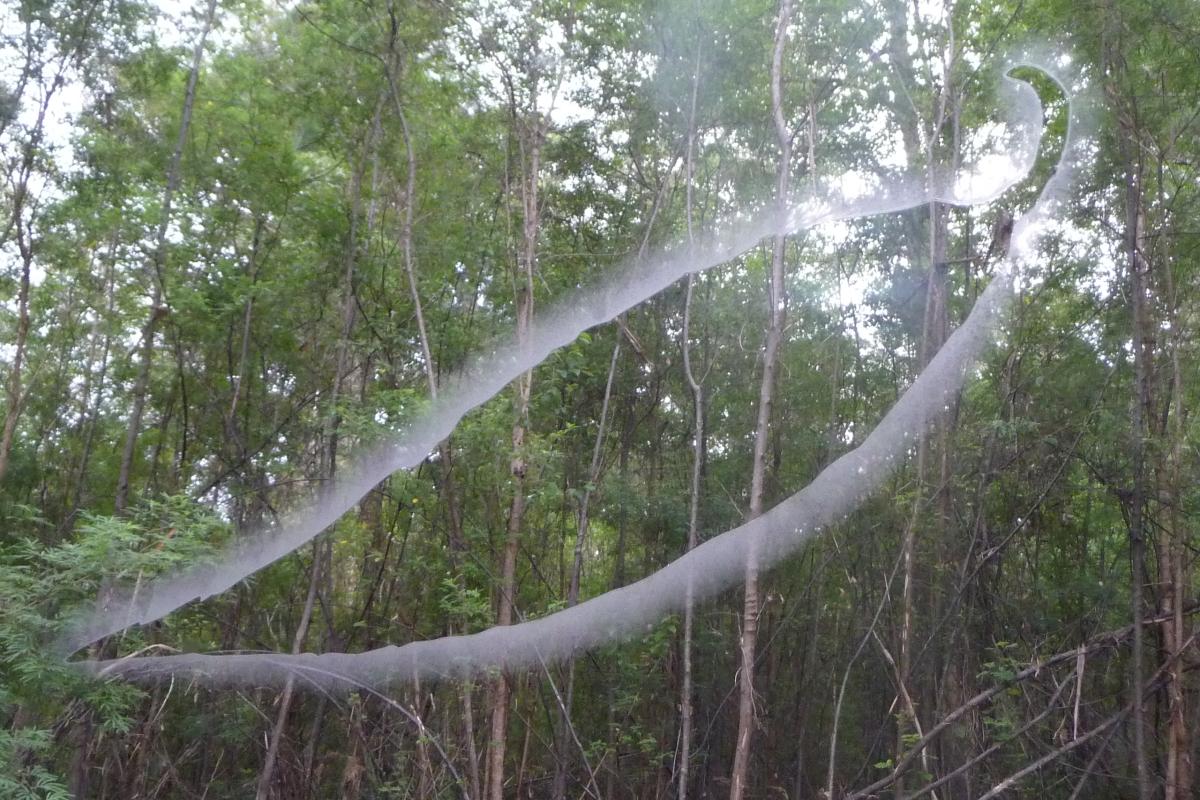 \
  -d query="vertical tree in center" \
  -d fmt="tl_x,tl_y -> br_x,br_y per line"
730,0 -> 792,797
486,5 -> 549,797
